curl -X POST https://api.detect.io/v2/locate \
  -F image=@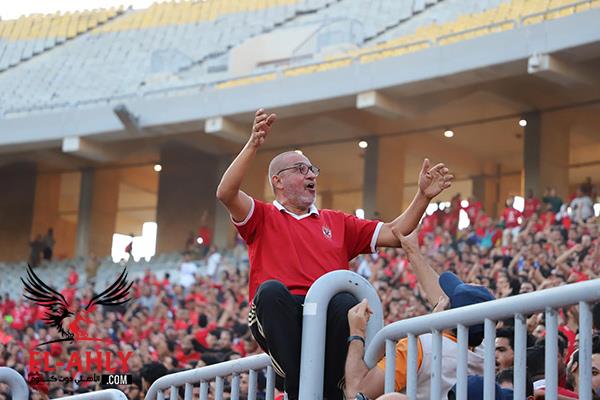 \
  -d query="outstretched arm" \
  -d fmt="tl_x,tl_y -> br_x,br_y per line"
391,227 -> 445,308
377,159 -> 453,248
216,109 -> 276,222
